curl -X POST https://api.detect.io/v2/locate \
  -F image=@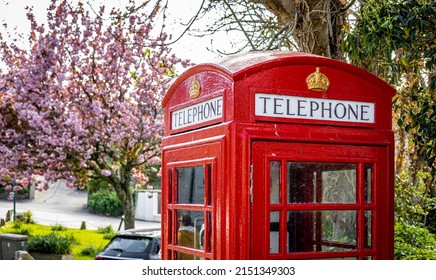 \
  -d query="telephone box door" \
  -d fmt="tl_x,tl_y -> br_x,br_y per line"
162,141 -> 222,260
251,141 -> 391,260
